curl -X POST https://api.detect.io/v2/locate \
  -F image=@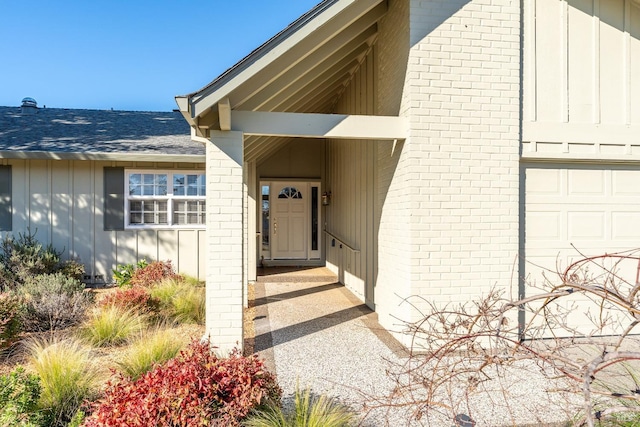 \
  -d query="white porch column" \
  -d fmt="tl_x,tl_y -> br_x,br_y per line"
205,130 -> 244,354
